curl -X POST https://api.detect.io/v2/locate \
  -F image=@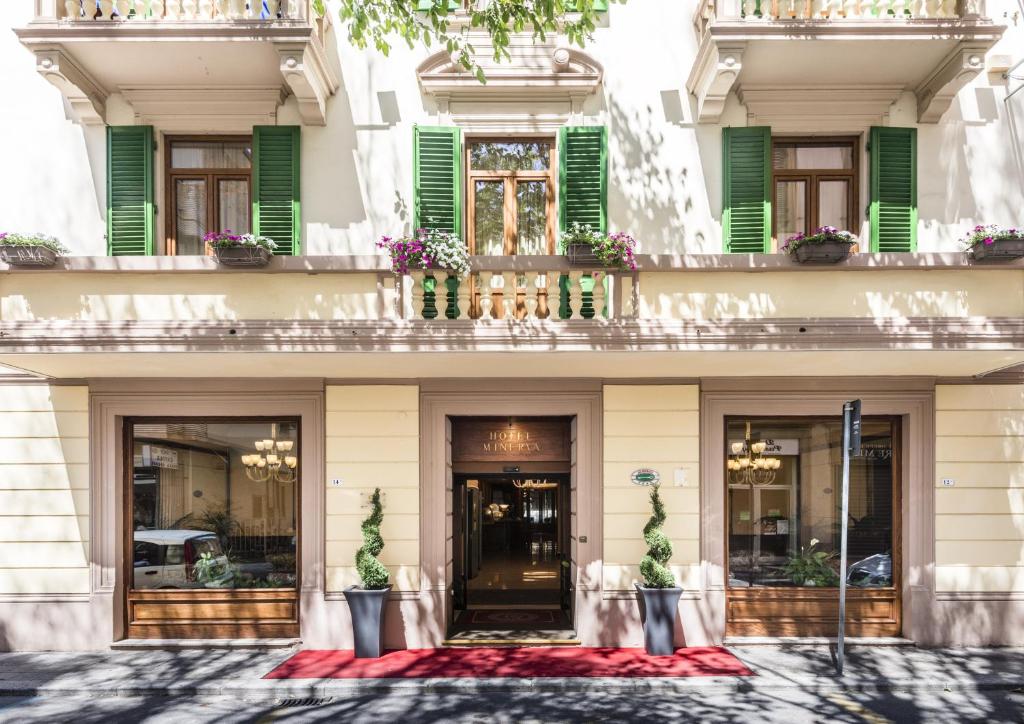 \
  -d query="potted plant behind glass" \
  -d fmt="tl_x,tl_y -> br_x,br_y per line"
963,224 -> 1024,261
634,484 -> 682,656
343,488 -> 391,658
559,222 -> 639,271
782,226 -> 857,264
783,538 -> 839,587
205,230 -> 277,267
0,233 -> 69,267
